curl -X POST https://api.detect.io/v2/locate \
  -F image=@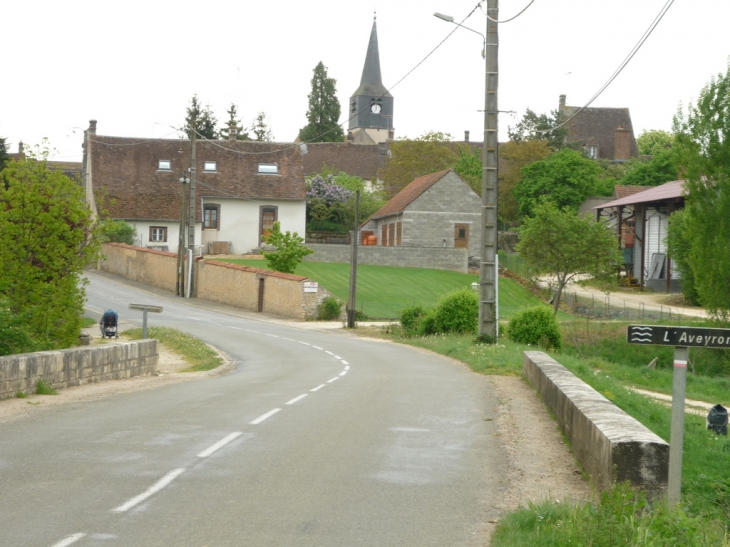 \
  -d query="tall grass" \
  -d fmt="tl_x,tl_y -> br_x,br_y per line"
123,327 -> 222,372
